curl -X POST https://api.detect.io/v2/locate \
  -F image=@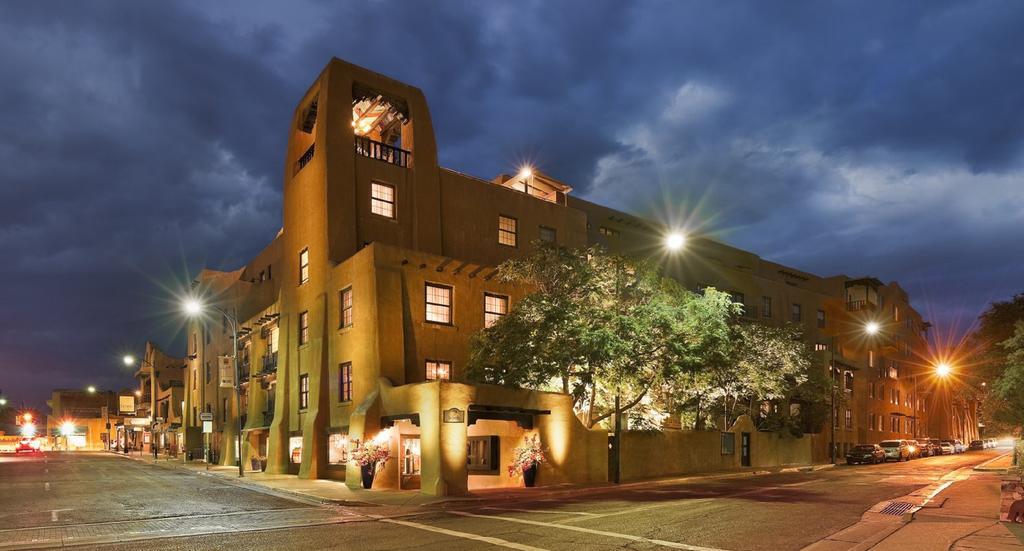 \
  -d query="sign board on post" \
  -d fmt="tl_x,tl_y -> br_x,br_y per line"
199,412 -> 214,422
202,421 -> 213,434
218,355 -> 235,388
119,396 -> 135,414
